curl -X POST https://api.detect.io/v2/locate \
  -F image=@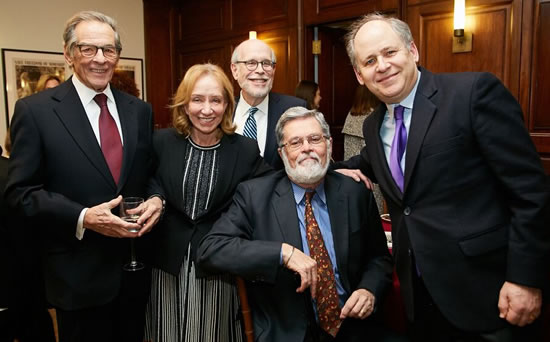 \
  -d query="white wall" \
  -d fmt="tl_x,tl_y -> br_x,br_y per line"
0,0 -> 145,153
